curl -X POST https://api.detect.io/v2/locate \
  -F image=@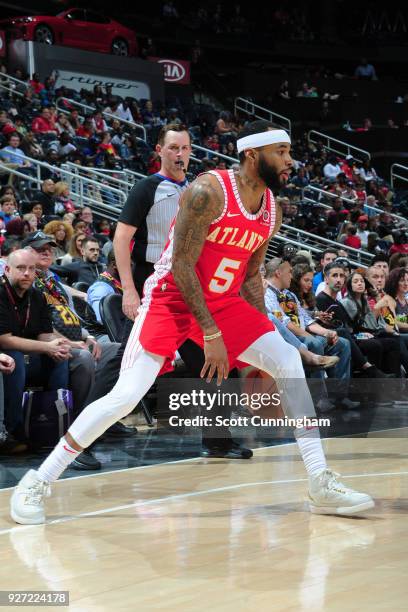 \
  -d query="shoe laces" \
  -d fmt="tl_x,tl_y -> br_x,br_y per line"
322,469 -> 350,494
24,480 -> 51,506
